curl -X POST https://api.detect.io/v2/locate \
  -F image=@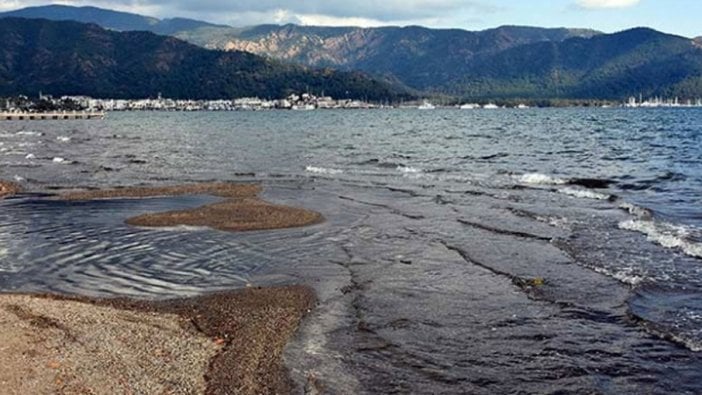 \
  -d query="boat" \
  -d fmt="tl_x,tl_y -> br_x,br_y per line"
291,104 -> 316,111
482,103 -> 499,109
418,101 -> 436,110
460,103 -> 479,109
